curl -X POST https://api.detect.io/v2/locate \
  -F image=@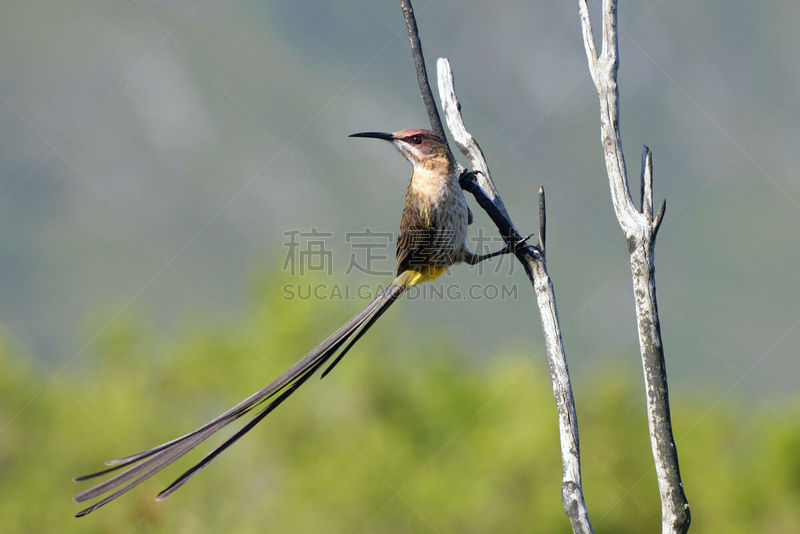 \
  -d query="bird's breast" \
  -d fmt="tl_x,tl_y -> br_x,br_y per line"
409,167 -> 451,205
408,170 -> 470,255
